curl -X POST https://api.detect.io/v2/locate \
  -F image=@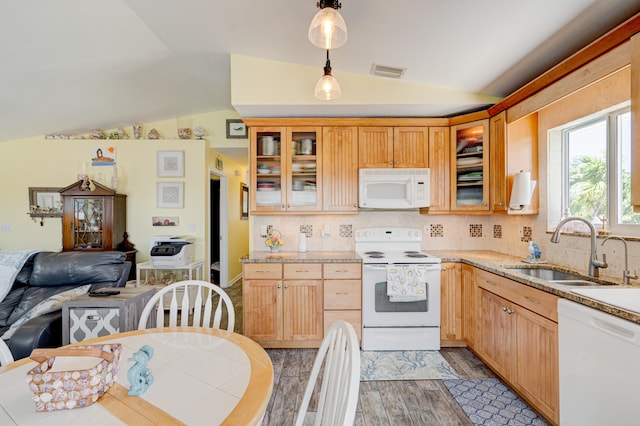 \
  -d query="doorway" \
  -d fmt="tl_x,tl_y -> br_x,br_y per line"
209,169 -> 229,288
